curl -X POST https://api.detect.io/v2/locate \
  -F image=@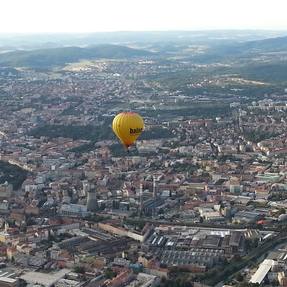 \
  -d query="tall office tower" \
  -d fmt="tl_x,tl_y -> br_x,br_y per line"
153,176 -> 157,198
87,188 -> 98,212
